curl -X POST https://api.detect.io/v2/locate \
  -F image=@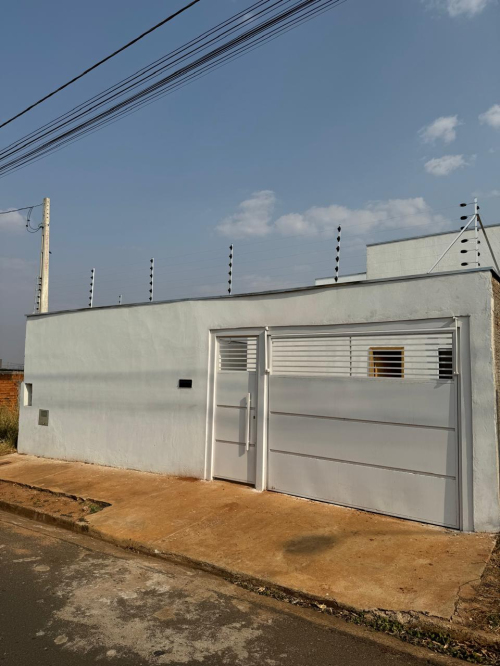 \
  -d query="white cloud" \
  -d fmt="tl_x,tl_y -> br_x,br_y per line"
274,212 -> 318,236
214,194 -> 452,294
0,209 -> 25,233
217,193 -> 451,240
479,104 -> 500,130
424,154 -> 469,176
216,190 -> 276,238
274,197 -> 450,237
427,0 -> 494,16
419,116 -> 461,144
